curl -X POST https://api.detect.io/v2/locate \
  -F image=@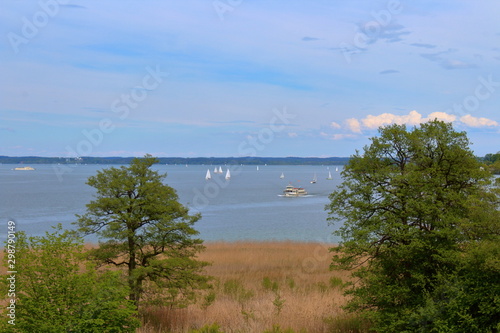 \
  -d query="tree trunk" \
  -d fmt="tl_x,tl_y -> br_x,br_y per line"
128,234 -> 138,308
